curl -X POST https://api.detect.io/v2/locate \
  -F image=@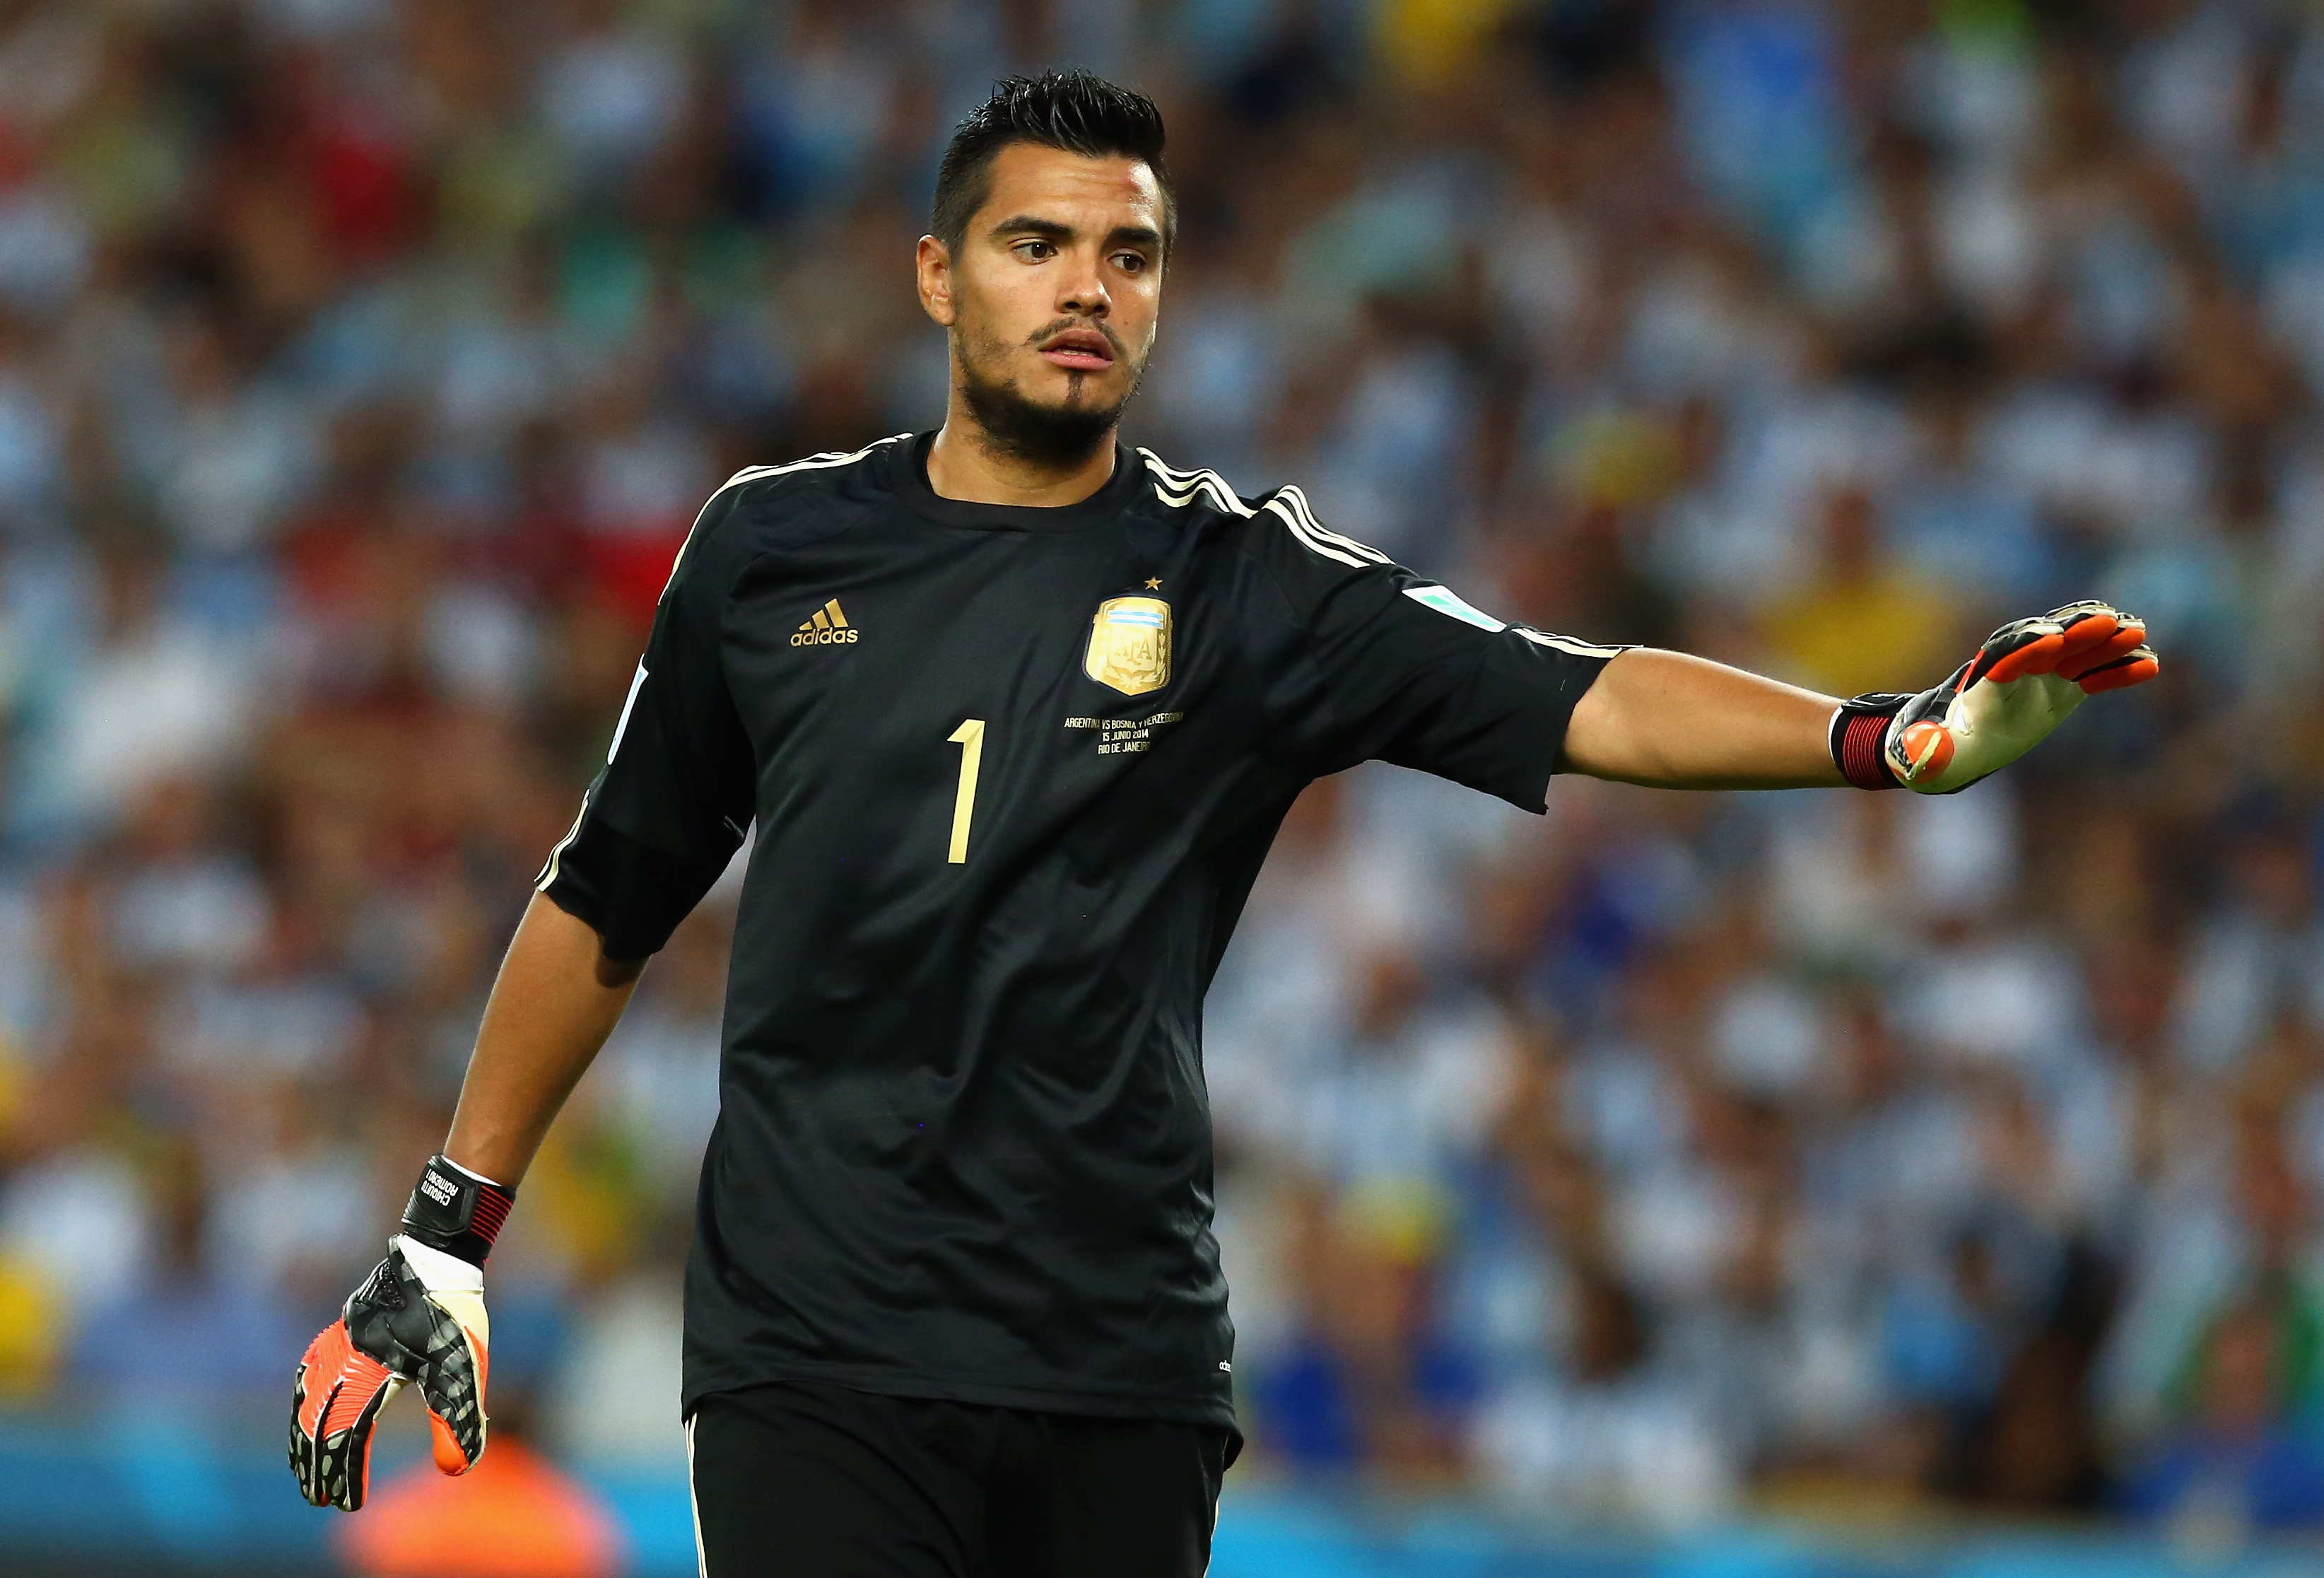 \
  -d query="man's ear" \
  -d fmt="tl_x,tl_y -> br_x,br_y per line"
916,235 -> 956,328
